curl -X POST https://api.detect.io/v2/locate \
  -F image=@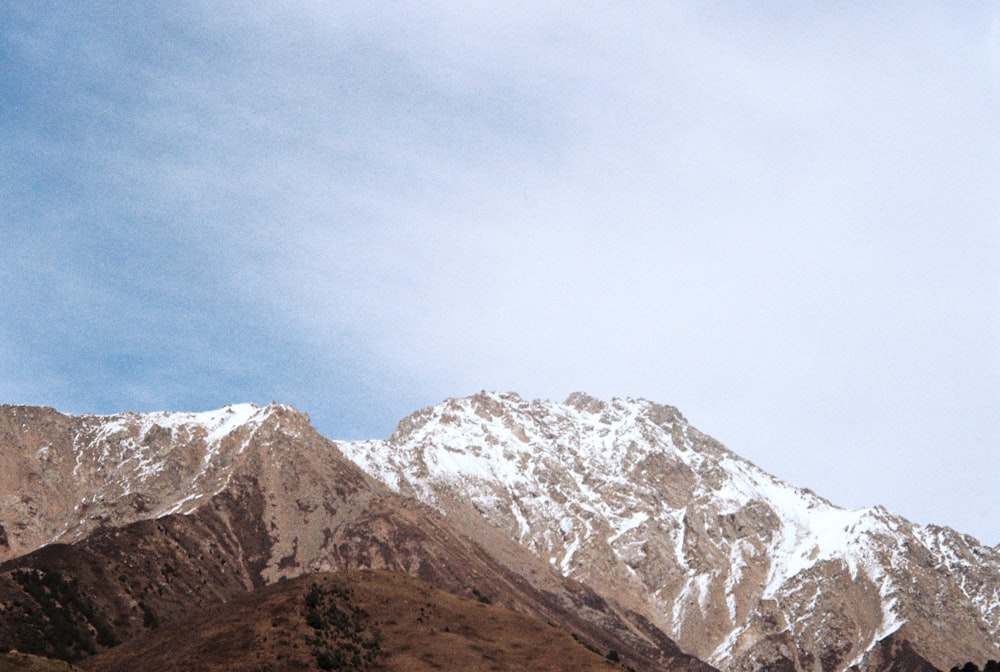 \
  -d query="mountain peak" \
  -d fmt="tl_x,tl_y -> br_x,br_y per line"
564,390 -> 607,413
0,401 -> 314,560
0,399 -> 713,672
338,390 -> 1000,672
